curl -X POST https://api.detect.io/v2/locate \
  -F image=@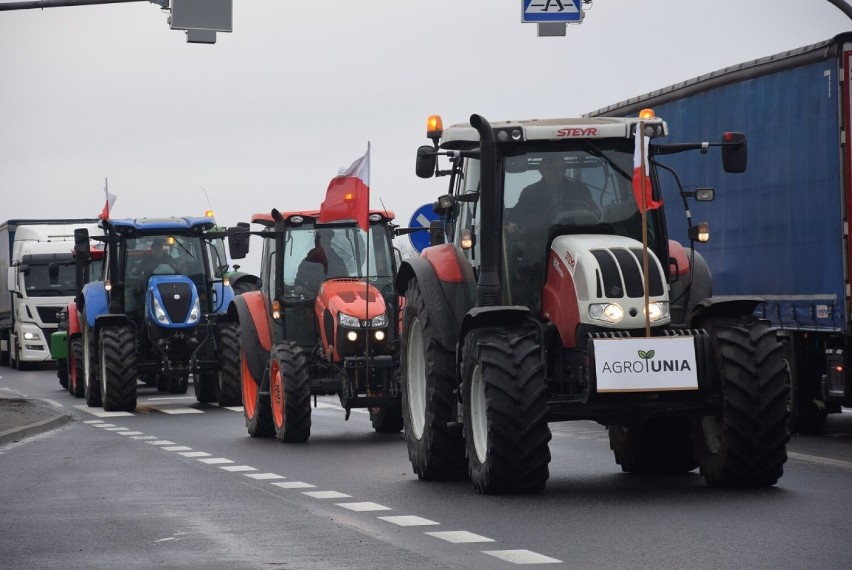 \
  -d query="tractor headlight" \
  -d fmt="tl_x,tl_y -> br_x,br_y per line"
338,313 -> 361,328
346,331 -> 358,342
646,302 -> 670,322
187,297 -> 201,325
152,297 -> 169,324
374,330 -> 385,341
589,303 -> 624,324
370,313 -> 388,328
